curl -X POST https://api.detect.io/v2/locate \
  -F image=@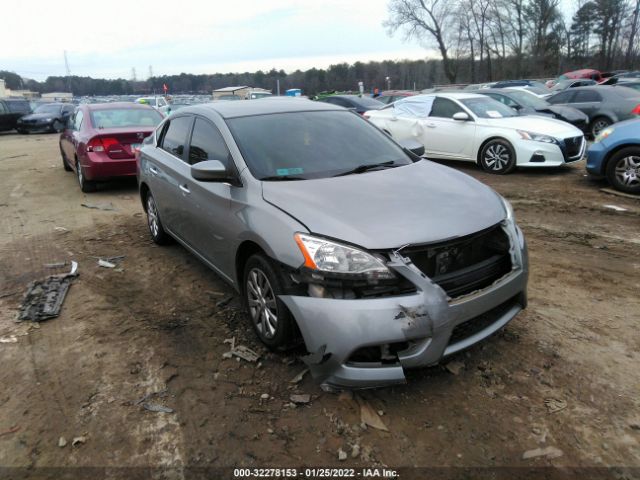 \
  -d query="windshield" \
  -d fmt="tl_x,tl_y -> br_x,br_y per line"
227,111 -> 412,180
506,90 -> 549,109
34,104 -> 62,115
90,108 -> 163,128
460,97 -> 517,118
